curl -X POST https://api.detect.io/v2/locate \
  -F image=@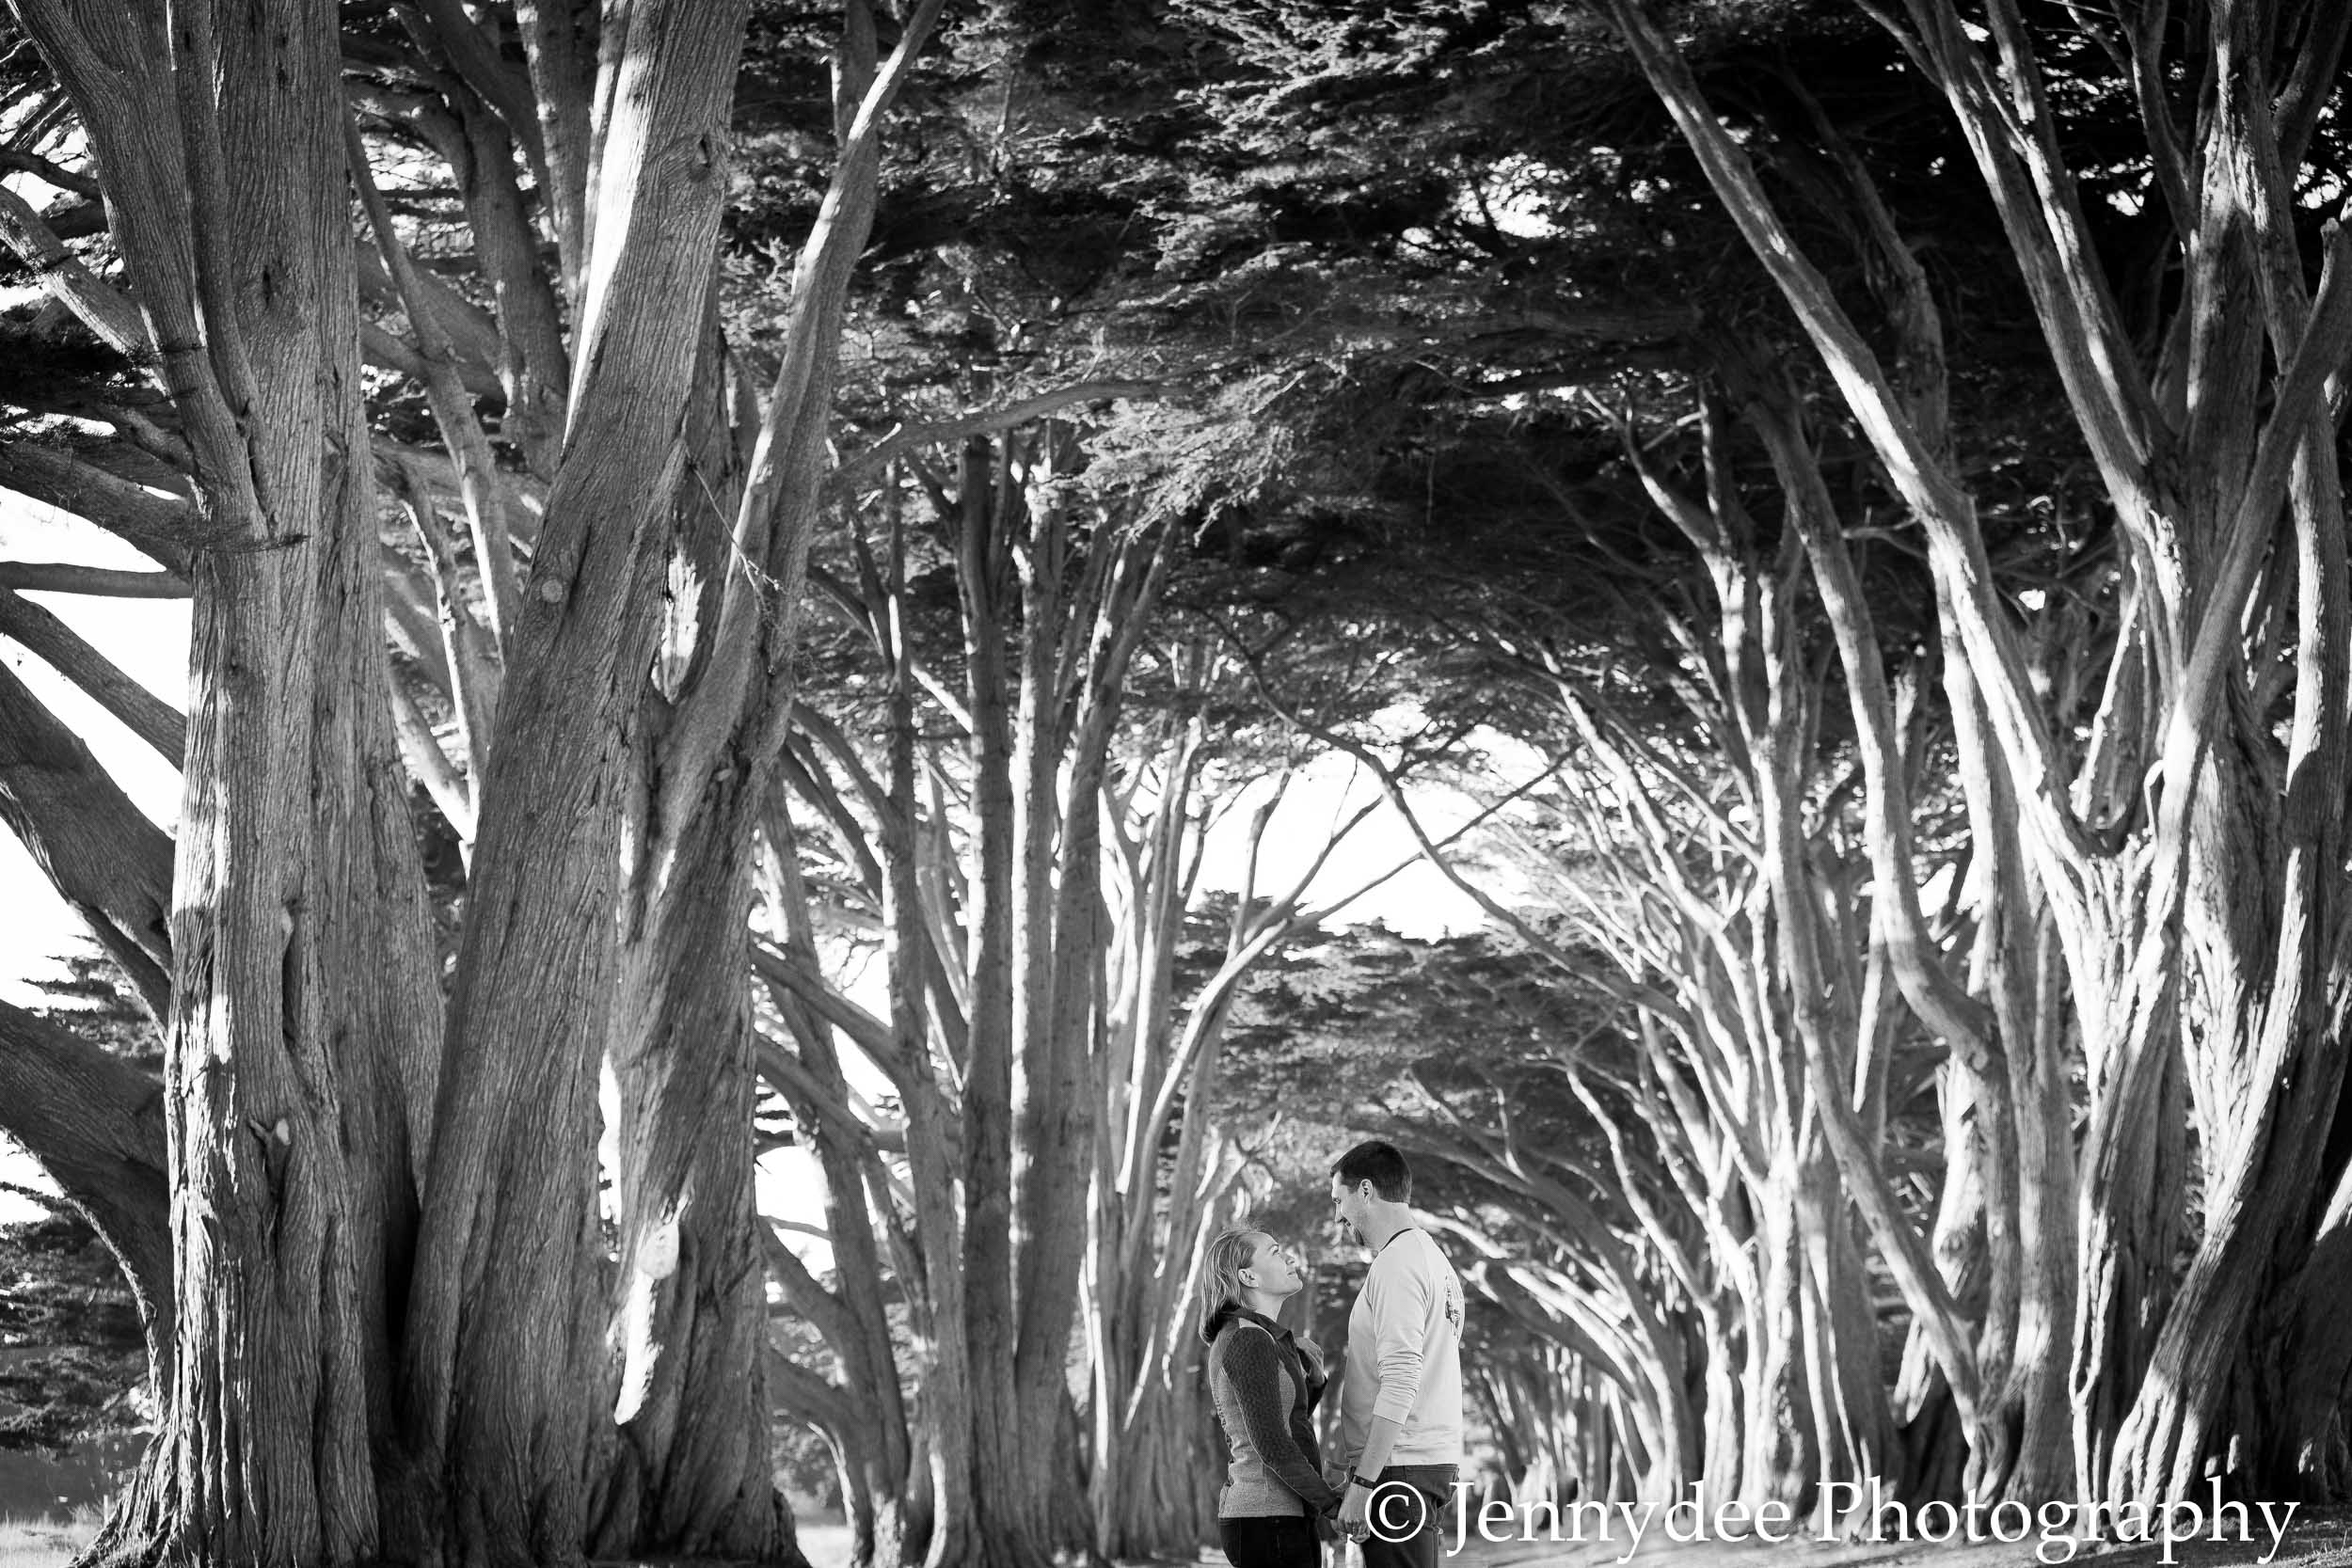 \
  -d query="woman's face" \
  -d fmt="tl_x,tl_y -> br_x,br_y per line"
1241,1233 -> 1305,1300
